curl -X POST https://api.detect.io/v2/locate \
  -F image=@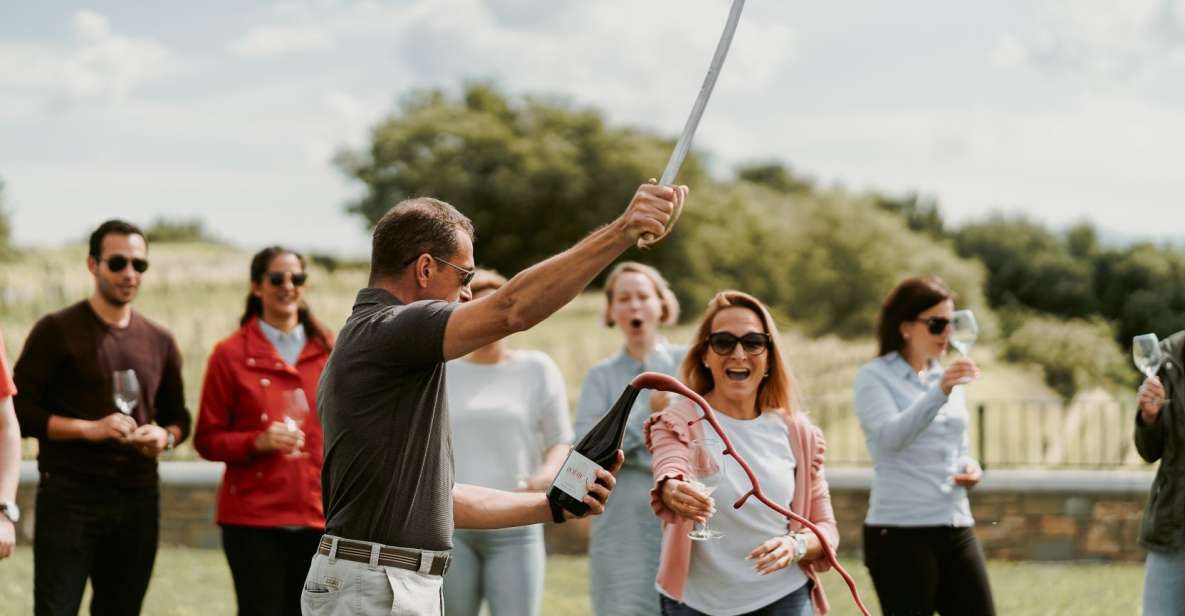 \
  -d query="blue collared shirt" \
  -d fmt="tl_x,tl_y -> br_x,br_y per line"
853,351 -> 975,527
257,319 -> 307,367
